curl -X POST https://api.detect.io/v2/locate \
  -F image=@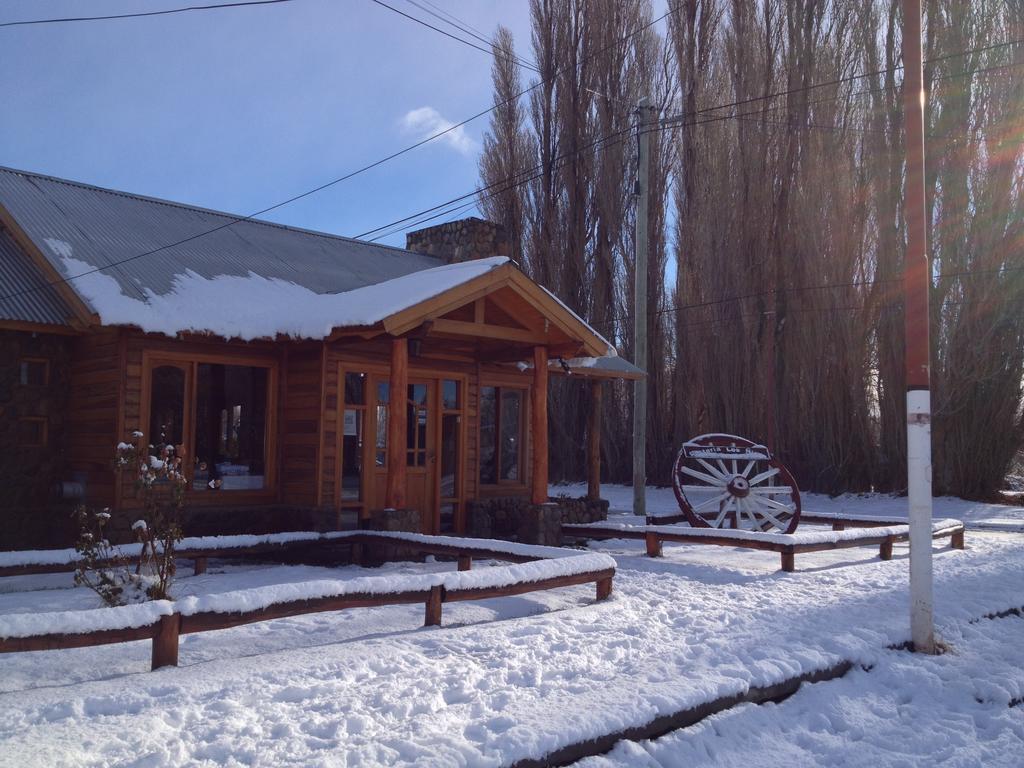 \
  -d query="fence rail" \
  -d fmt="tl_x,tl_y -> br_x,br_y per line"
0,533 -> 615,671
565,515 -> 965,572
